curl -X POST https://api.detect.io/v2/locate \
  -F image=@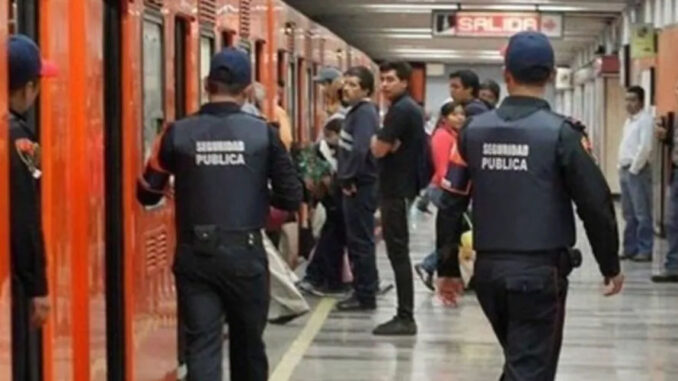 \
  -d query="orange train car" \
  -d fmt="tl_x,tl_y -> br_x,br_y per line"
0,0 -> 374,380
